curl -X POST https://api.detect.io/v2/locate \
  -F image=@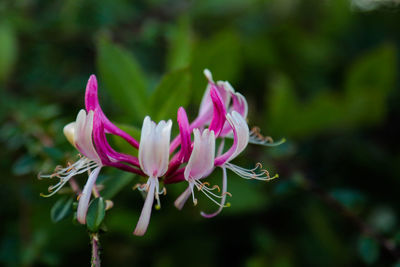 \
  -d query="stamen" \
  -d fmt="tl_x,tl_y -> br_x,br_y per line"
39,156 -> 100,197
155,193 -> 161,210
225,162 -> 278,181
222,191 -> 232,197
249,127 -> 286,147
190,184 -> 198,206
191,179 -> 230,208
211,185 -> 221,192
